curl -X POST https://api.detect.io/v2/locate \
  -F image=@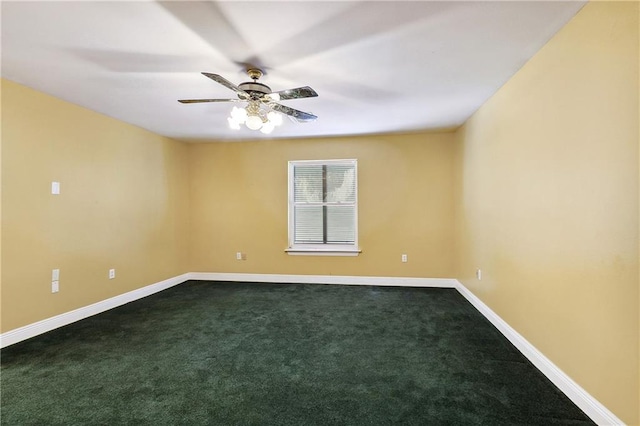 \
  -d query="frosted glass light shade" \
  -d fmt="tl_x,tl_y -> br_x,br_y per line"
260,121 -> 275,134
245,115 -> 263,130
230,106 -> 247,123
227,117 -> 241,130
267,111 -> 283,126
